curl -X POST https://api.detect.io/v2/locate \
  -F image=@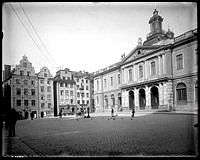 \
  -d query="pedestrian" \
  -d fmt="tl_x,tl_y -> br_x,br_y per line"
59,109 -> 62,118
111,107 -> 114,118
115,104 -> 118,116
8,108 -> 18,137
31,112 -> 34,120
87,105 -> 90,118
132,106 -> 135,118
